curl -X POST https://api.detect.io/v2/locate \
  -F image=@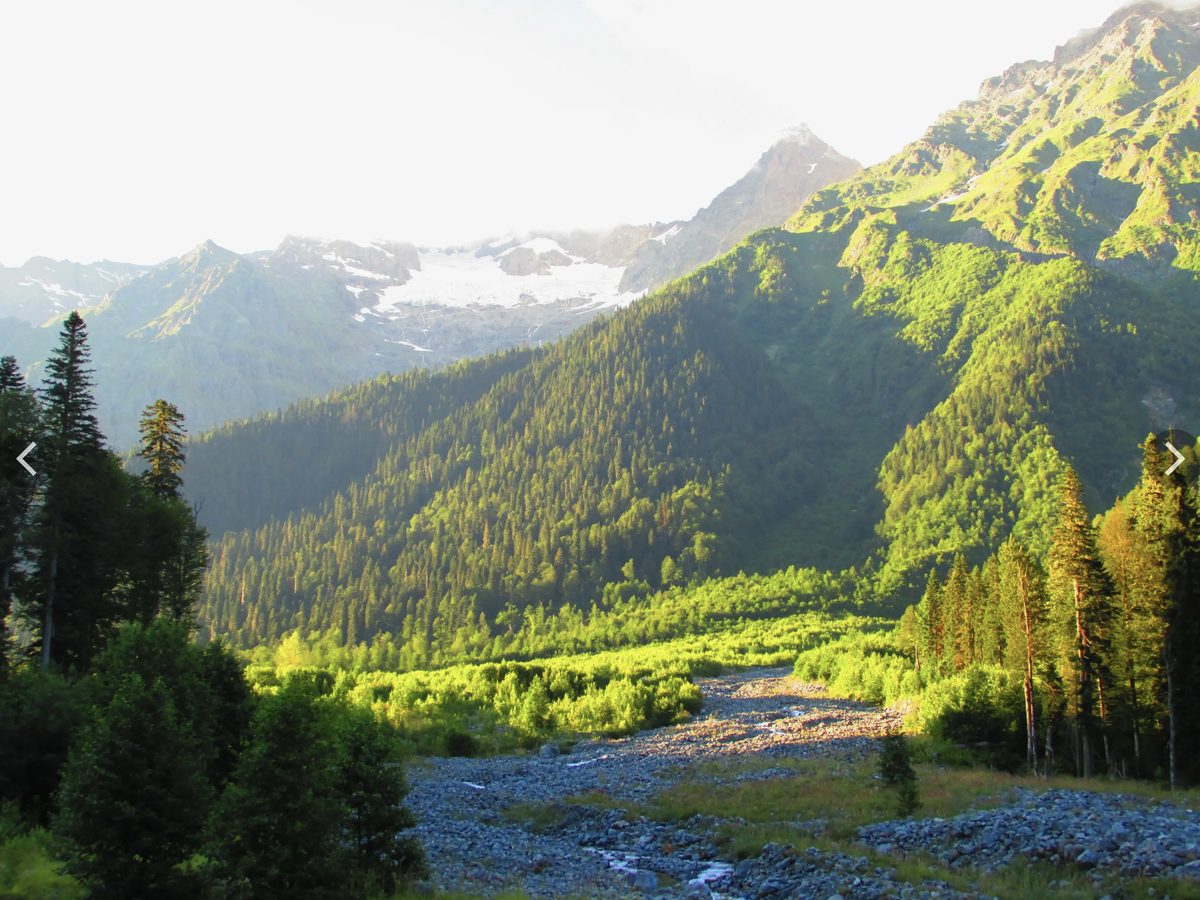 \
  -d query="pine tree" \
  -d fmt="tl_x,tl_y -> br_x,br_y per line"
1047,466 -> 1113,778
942,555 -> 971,673
127,401 -> 209,624
138,400 -> 187,499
